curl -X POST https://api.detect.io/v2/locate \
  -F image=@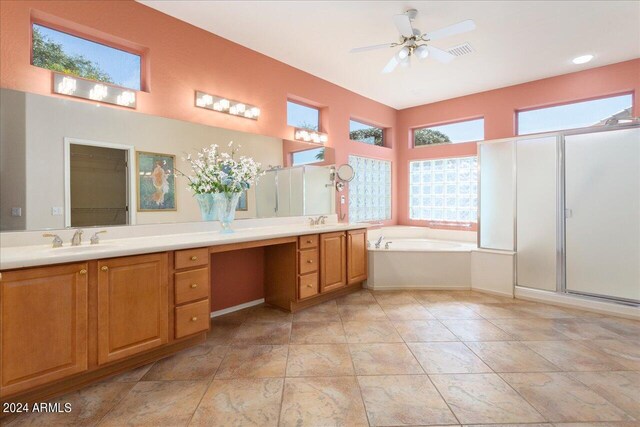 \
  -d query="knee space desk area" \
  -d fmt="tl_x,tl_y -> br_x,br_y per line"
0,223 -> 368,404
